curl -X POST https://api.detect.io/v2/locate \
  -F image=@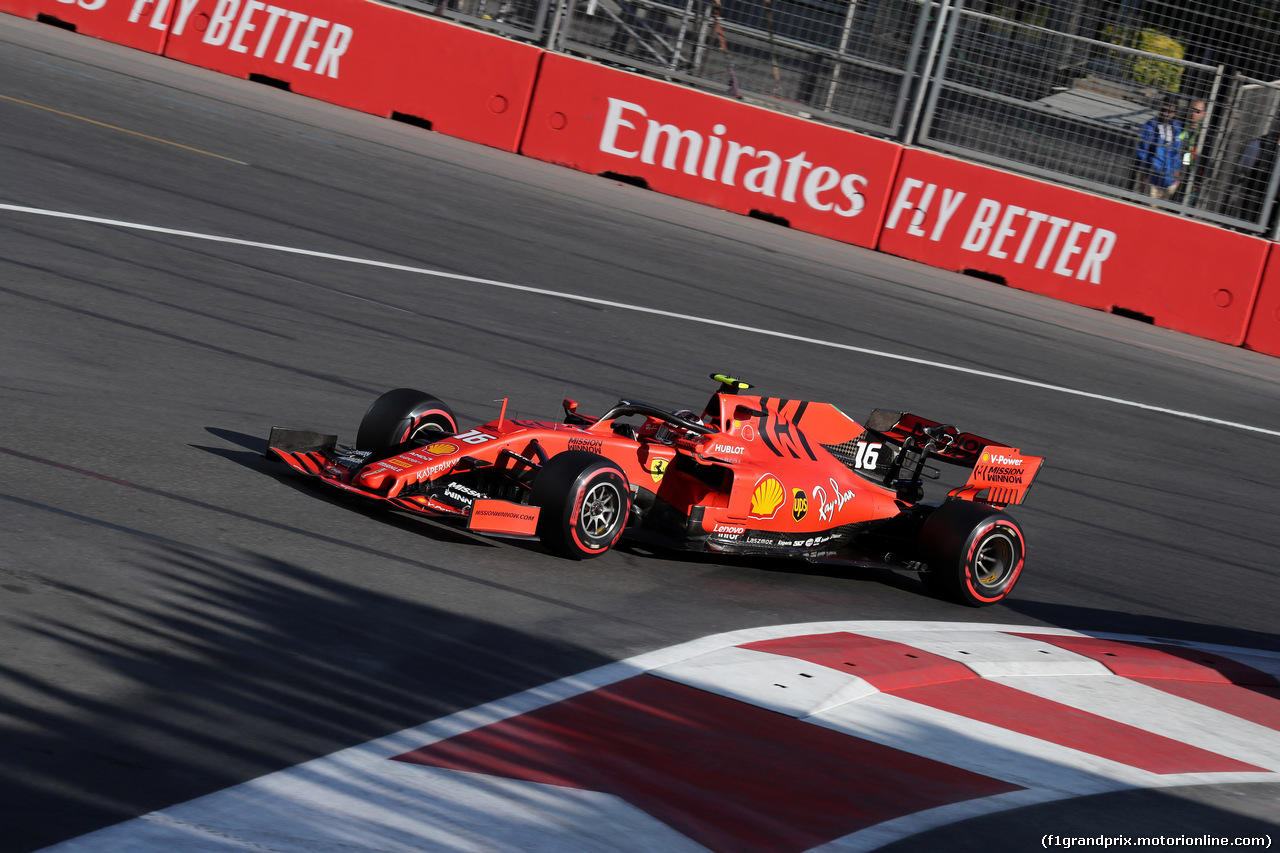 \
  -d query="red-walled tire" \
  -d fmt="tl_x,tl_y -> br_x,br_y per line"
531,451 -> 631,560
918,500 -> 1025,607
356,389 -> 457,456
